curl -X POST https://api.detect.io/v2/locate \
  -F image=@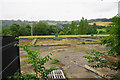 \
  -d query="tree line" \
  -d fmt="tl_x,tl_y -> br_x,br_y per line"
3,17 -> 110,36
